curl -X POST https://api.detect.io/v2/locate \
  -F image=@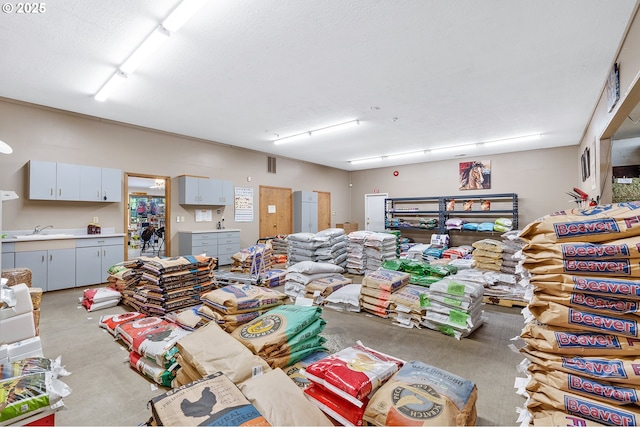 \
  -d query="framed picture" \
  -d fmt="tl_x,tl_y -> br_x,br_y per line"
607,63 -> 620,113
459,160 -> 491,190
581,147 -> 590,182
